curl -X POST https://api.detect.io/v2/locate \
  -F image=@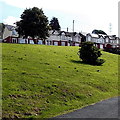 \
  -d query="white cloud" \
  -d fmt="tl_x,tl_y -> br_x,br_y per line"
3,16 -> 20,25
1,0 -> 119,35
1,0 -> 118,13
